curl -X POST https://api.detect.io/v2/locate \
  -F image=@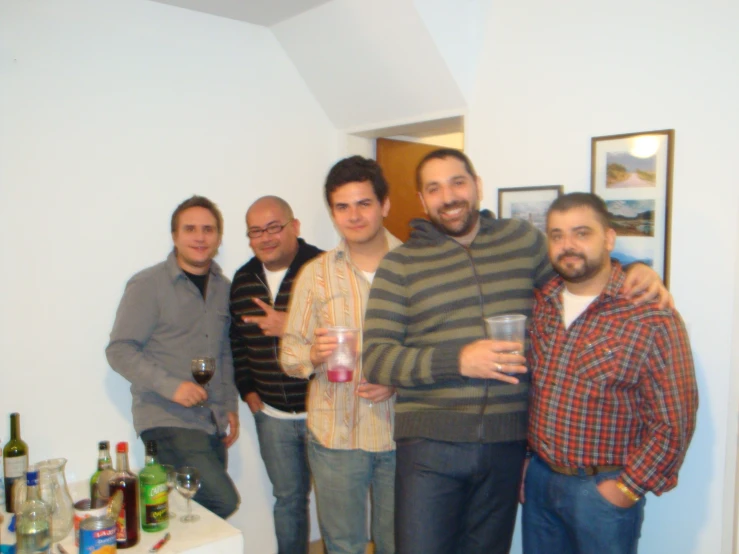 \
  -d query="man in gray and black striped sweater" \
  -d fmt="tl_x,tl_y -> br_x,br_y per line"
229,195 -> 322,554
